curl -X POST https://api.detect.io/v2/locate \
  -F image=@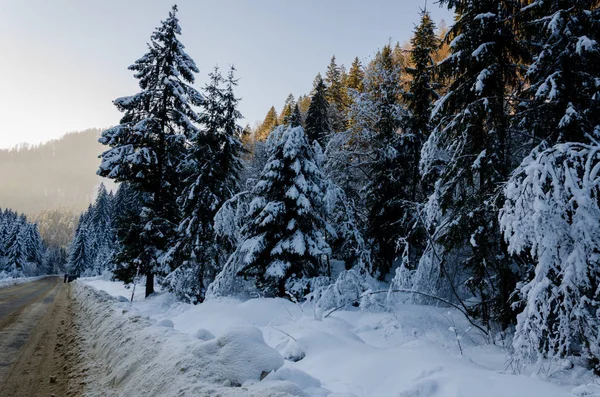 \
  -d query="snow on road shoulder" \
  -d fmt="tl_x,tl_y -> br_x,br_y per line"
79,277 -> 595,397
0,275 -> 48,289
72,281 -> 325,397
